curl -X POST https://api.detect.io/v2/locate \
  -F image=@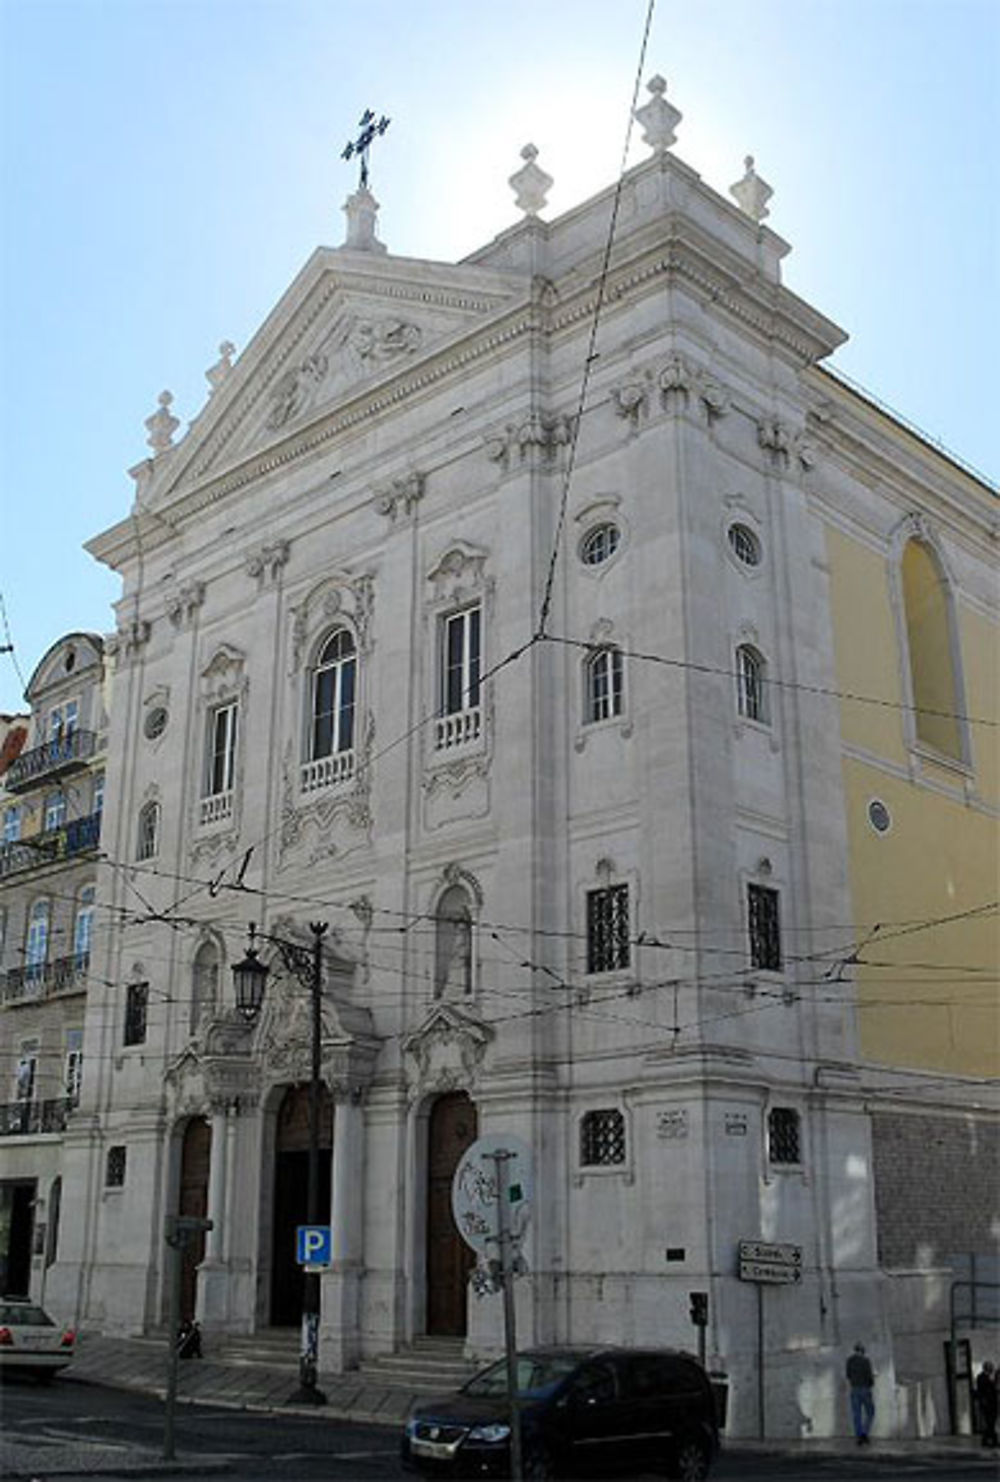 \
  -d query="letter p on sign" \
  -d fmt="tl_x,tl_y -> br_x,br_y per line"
296,1225 -> 332,1267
